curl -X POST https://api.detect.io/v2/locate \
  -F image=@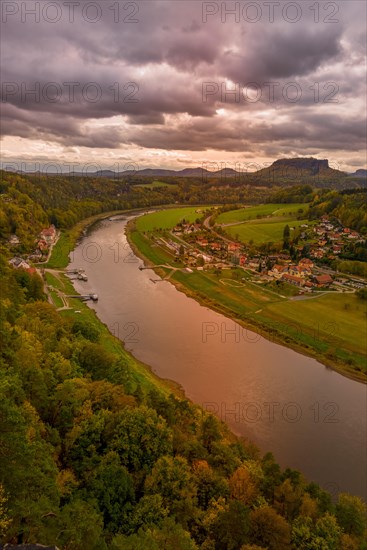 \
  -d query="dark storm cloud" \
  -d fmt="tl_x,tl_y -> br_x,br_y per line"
221,25 -> 343,83
0,0 -> 366,159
